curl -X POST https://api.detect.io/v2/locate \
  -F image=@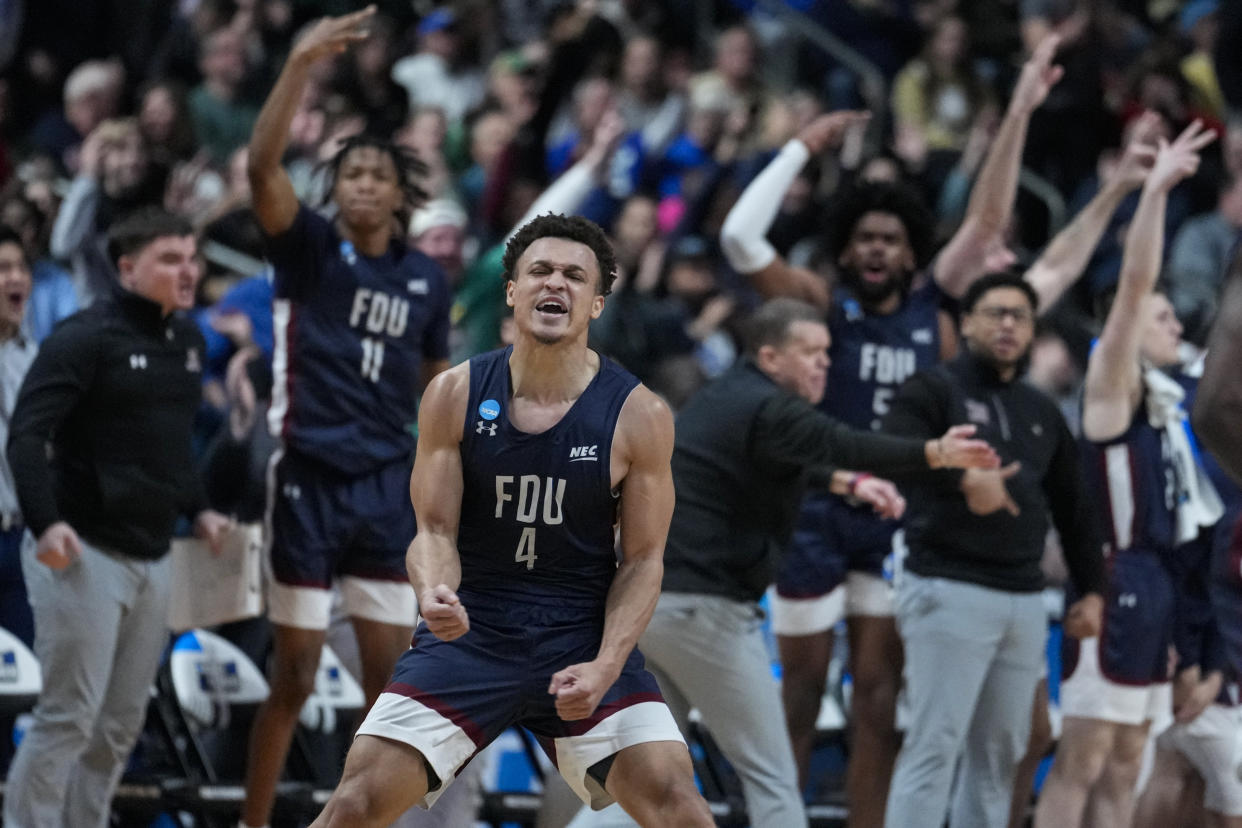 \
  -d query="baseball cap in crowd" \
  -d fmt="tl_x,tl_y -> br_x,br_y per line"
417,7 -> 457,37
667,234 -> 713,266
